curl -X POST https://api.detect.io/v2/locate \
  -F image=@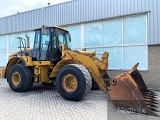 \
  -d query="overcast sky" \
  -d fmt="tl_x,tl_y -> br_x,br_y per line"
0,0 -> 71,18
